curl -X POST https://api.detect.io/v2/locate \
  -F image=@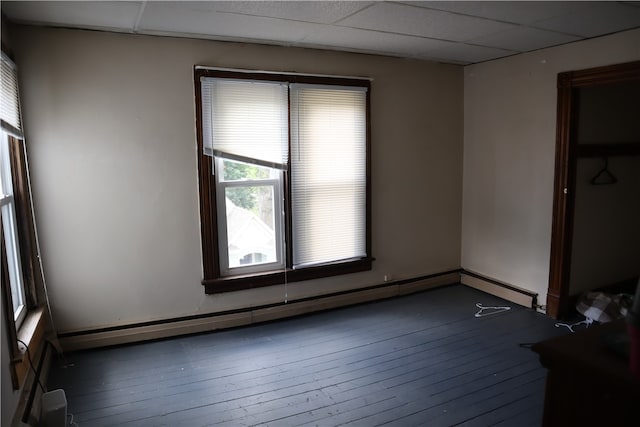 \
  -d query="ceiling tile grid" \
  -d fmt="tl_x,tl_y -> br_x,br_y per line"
1,1 -> 142,30
2,1 -> 640,65
138,1 -> 325,43
468,26 -> 582,52
210,0 -> 375,24
530,1 -> 640,37
336,2 -> 519,42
